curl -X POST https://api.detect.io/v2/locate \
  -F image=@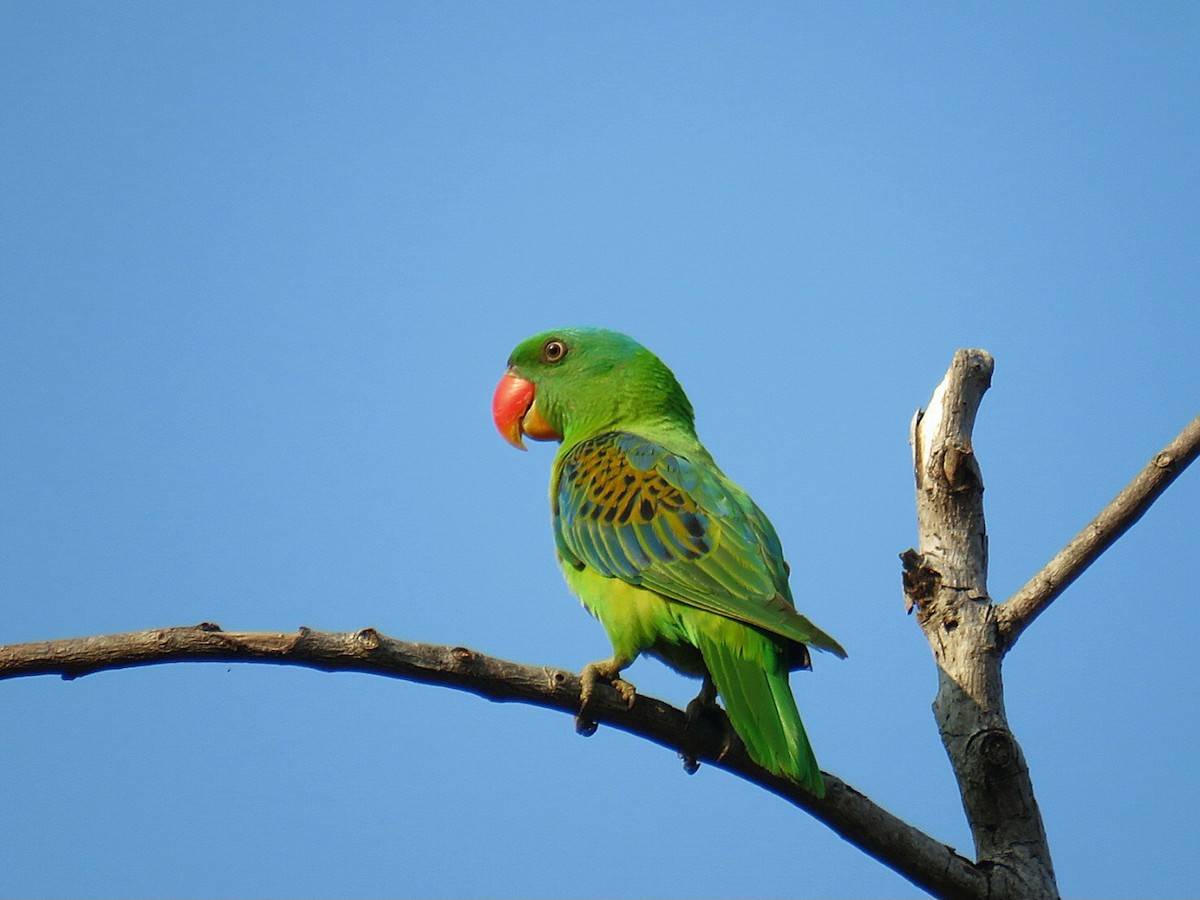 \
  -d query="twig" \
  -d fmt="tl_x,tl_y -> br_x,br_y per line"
0,623 -> 987,900
997,413 -> 1200,652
